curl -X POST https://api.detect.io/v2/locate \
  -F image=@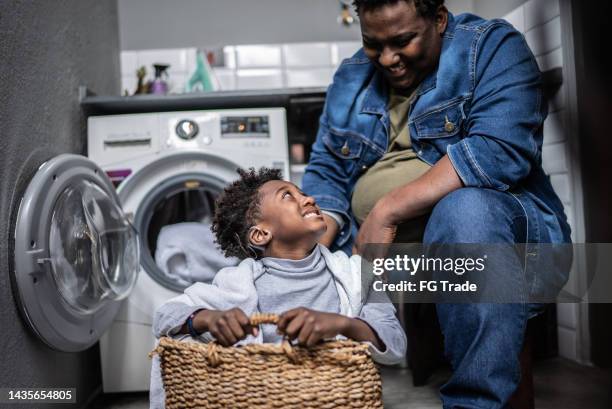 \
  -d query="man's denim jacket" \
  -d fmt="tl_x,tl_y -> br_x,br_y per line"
302,13 -> 571,254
